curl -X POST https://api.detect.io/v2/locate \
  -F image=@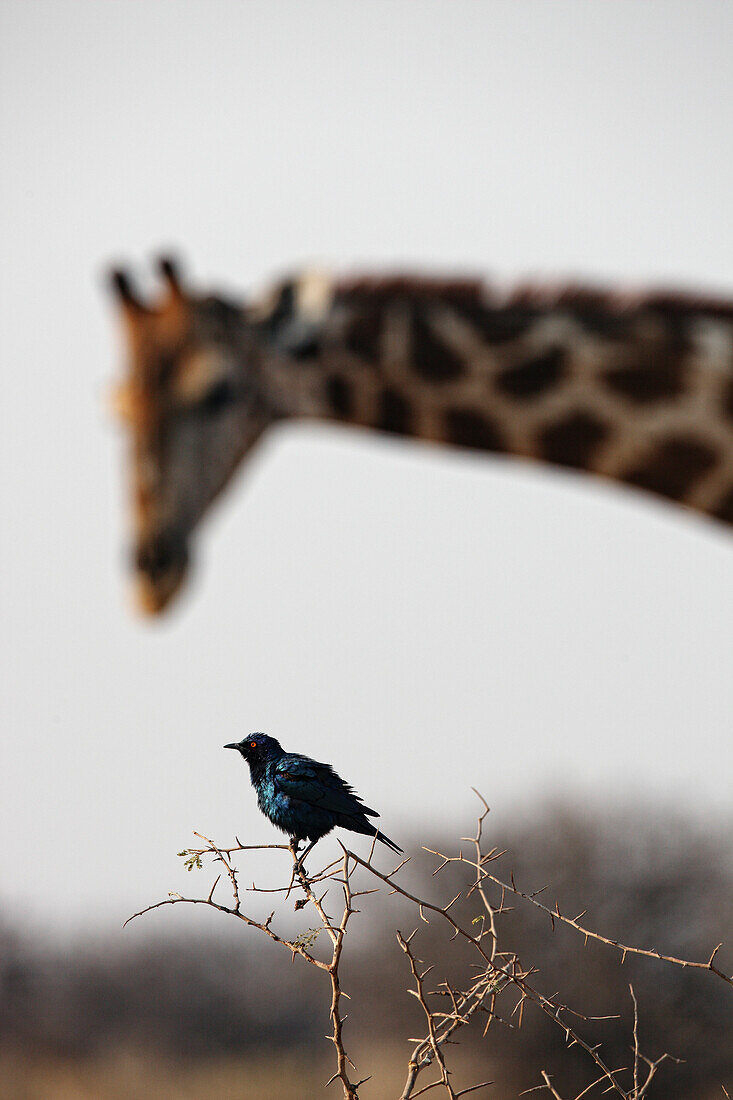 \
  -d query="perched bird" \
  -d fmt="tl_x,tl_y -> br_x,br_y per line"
224,732 -> 402,859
